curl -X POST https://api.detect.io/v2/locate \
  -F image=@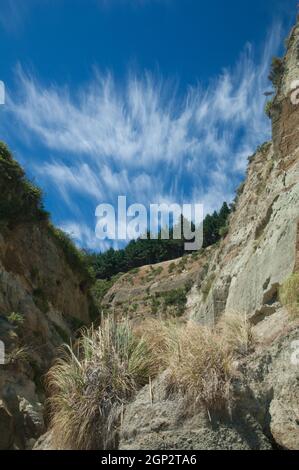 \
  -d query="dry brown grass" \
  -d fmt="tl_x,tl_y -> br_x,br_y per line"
134,318 -> 236,412
46,312 -> 250,448
280,273 -> 299,319
6,346 -> 31,365
167,322 -> 235,412
133,317 -> 178,370
217,311 -> 253,356
46,316 -> 159,450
